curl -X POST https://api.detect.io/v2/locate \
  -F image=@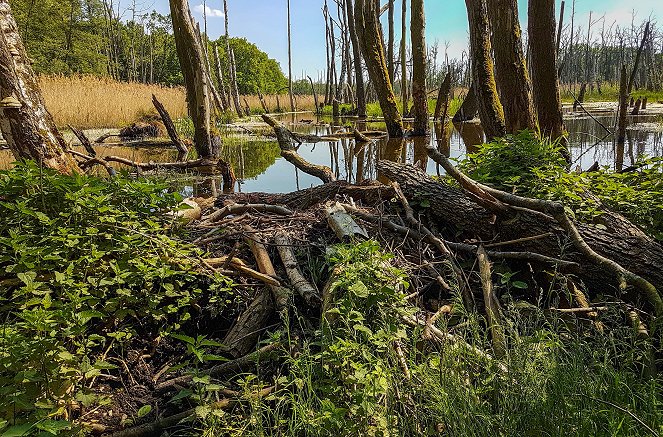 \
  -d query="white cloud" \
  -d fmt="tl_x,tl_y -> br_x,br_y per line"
193,4 -> 224,18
